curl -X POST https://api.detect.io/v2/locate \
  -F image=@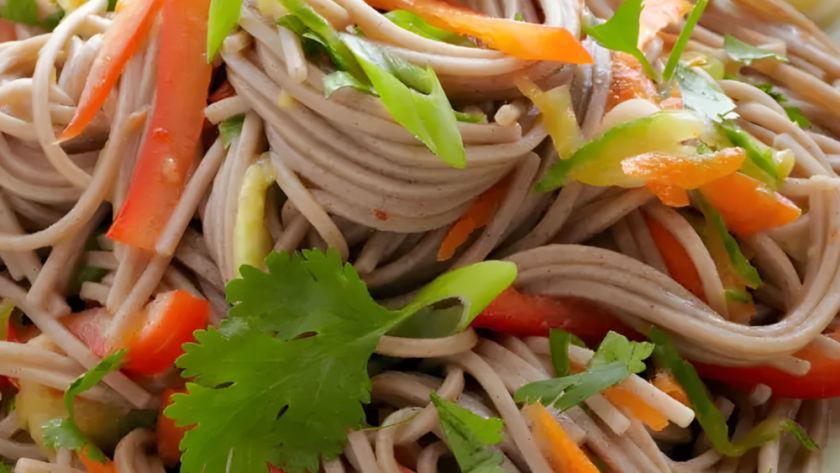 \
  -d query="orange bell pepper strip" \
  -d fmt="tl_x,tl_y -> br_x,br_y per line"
651,369 -> 690,406
158,386 -> 193,467
606,53 -> 661,112
622,148 -> 746,207
438,177 -> 509,261
698,172 -> 801,236
363,0 -> 592,64
124,290 -> 209,376
106,0 -> 213,250
523,402 -> 600,473
601,386 -> 669,431
80,447 -> 117,473
643,211 -> 706,301
60,0 -> 164,141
